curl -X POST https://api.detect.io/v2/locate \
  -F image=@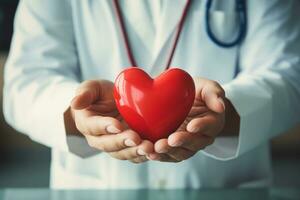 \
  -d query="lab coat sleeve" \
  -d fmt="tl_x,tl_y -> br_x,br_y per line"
202,0 -> 300,160
3,0 -> 98,157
